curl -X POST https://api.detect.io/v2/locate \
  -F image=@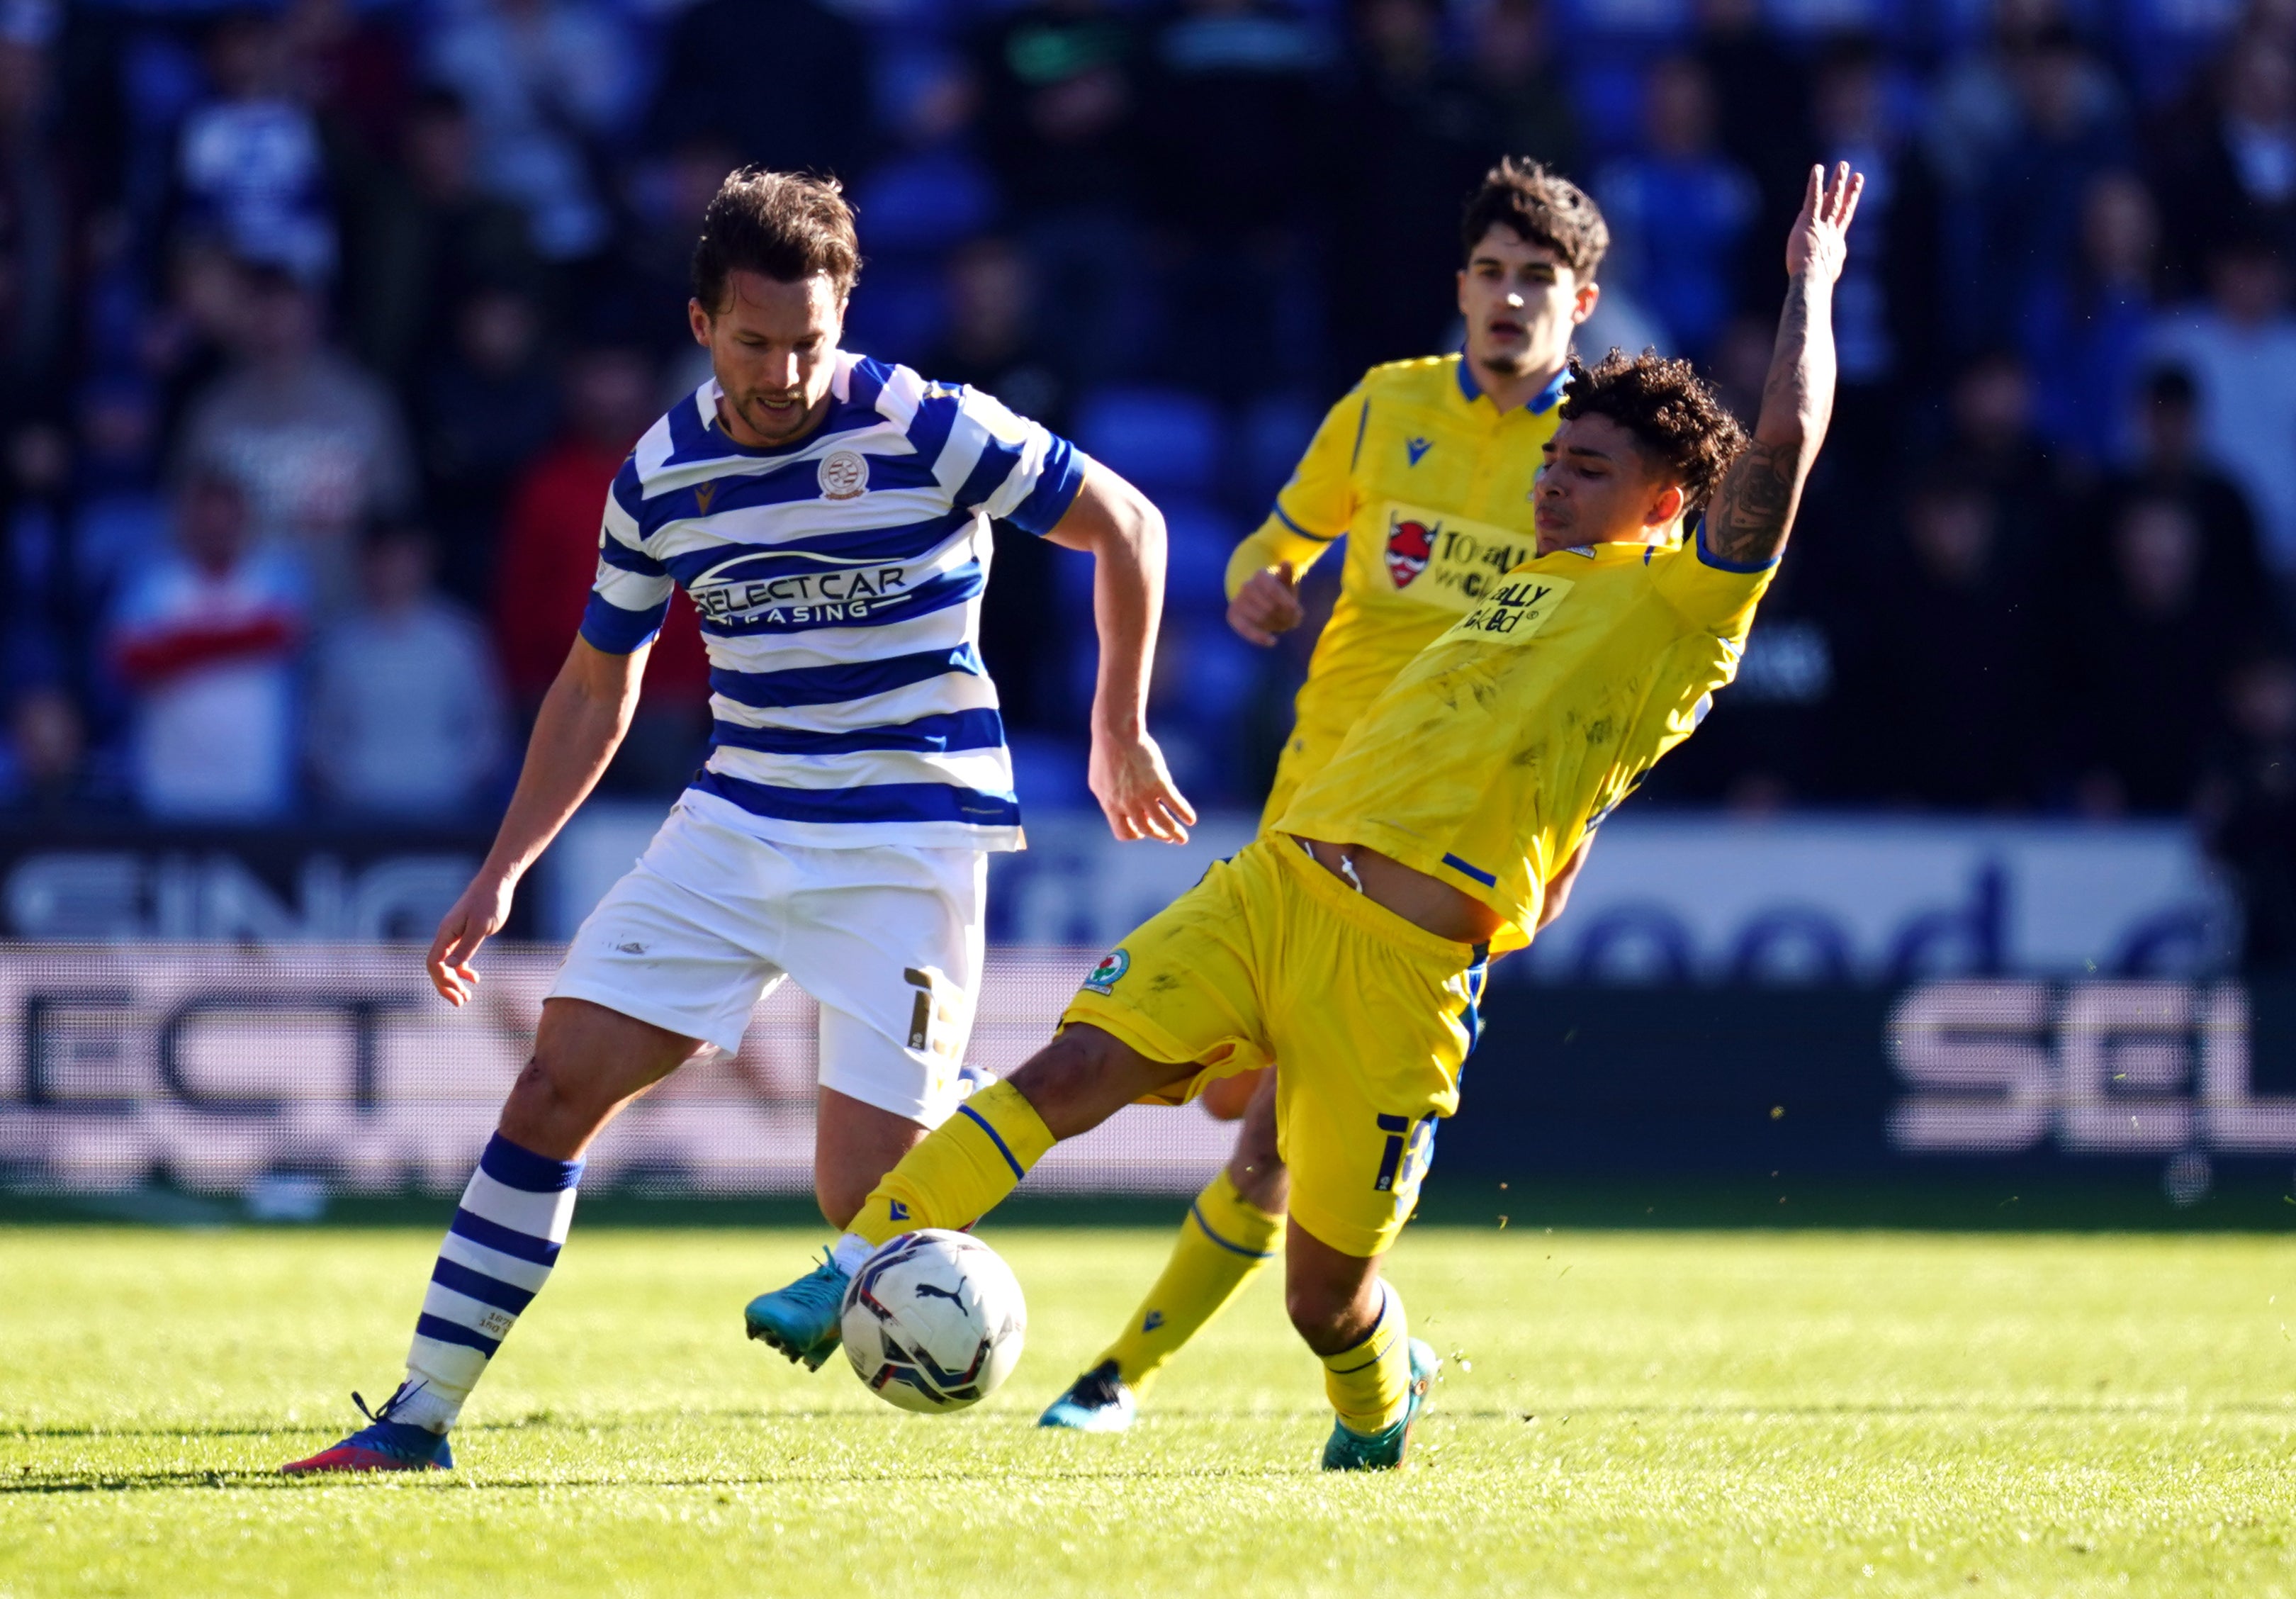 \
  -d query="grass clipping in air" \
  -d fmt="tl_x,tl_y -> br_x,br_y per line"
4,1225 -> 2294,1596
